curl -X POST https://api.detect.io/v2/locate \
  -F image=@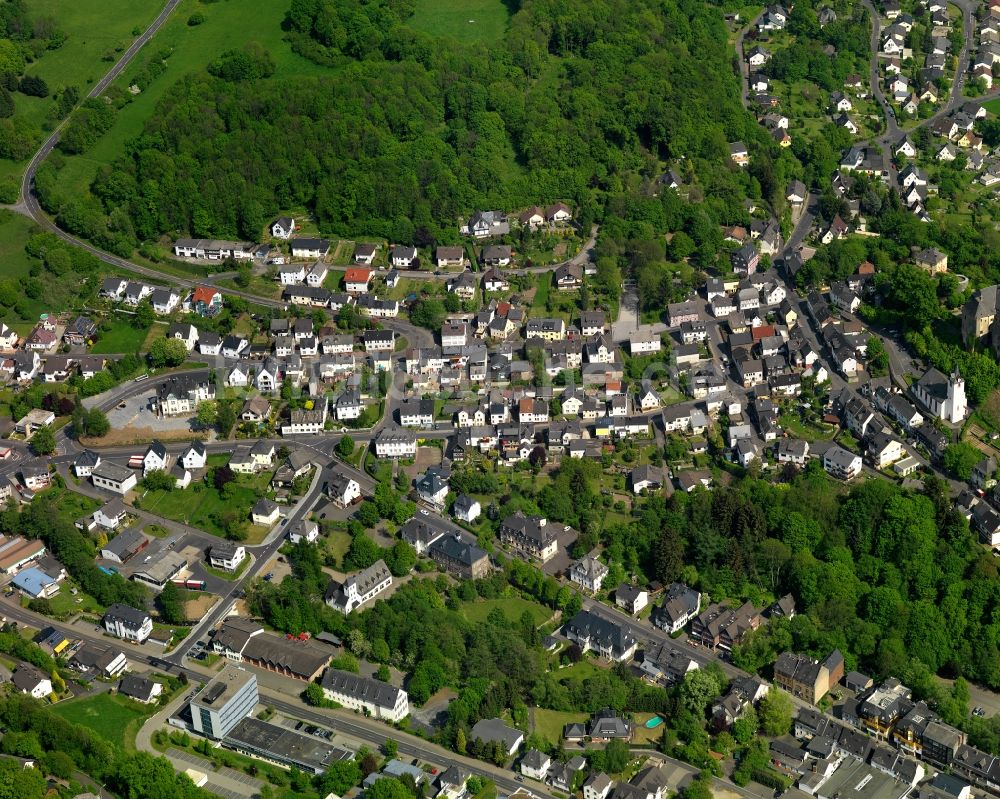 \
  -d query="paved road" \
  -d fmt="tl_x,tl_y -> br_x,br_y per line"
861,0 -> 896,167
